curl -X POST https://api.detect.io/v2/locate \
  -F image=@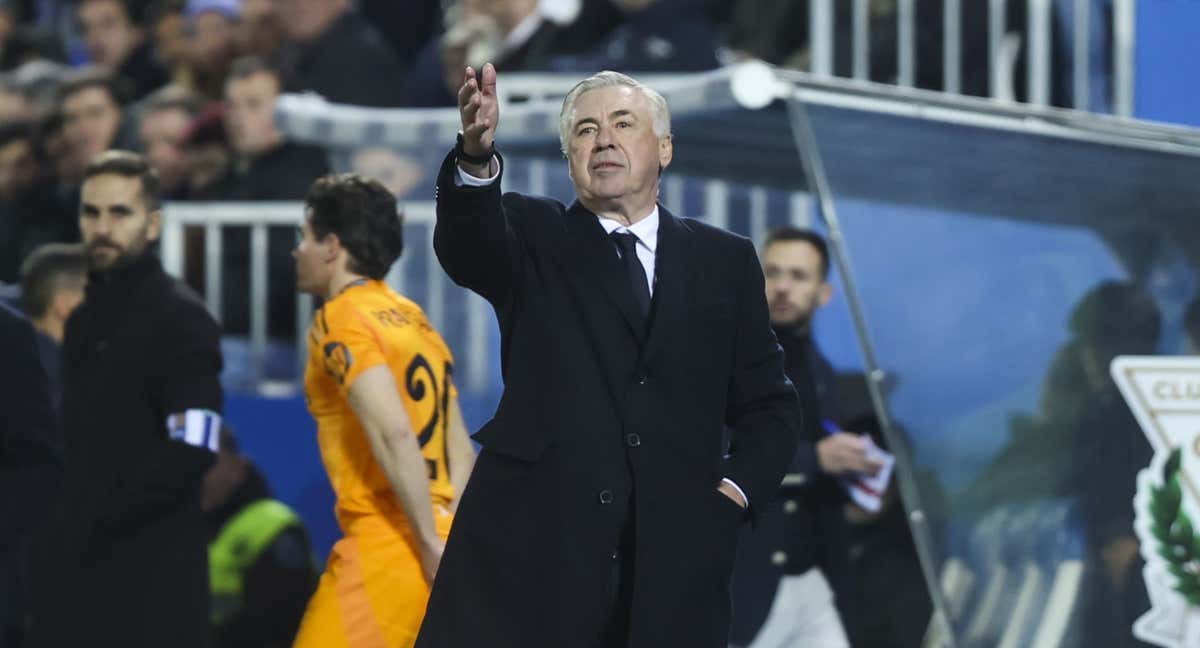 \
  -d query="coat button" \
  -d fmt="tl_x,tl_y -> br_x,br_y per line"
626,433 -> 641,447
771,551 -> 787,566
599,490 -> 614,504
783,500 -> 798,514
